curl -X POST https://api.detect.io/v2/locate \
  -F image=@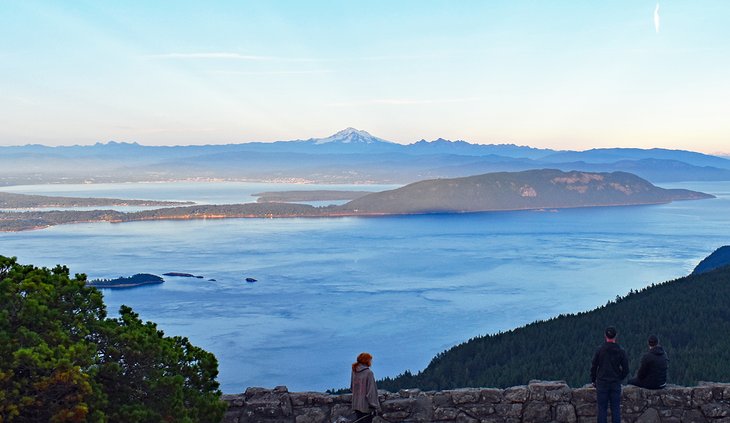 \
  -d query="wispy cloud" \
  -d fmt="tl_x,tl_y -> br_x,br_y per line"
142,52 -> 333,62
143,52 -> 446,63
143,52 -> 276,61
209,70 -> 336,76
351,54 -> 446,62
329,97 -> 479,107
